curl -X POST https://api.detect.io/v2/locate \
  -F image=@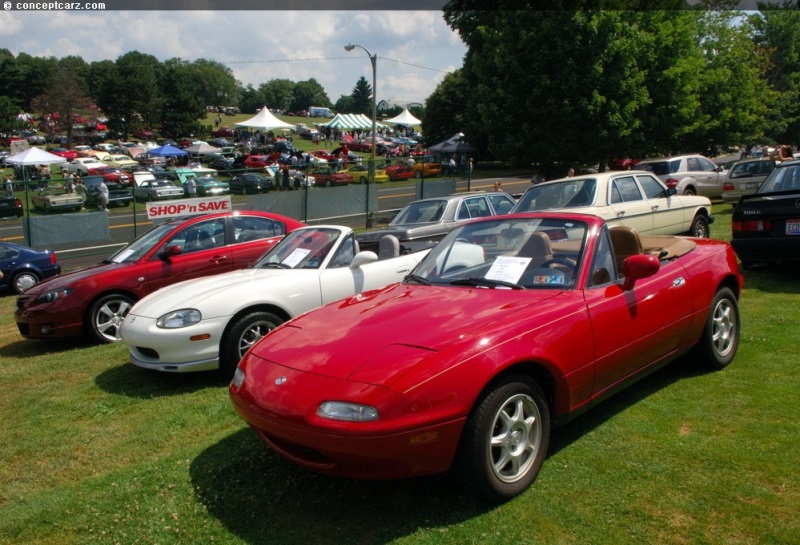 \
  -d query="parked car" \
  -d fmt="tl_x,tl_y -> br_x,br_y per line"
412,160 -> 444,178
121,225 -> 429,375
101,154 -> 139,170
83,176 -> 132,208
512,170 -> 713,237
721,158 -> 777,204
357,192 -> 517,254
636,154 -> 727,197
346,164 -> 388,184
181,175 -> 229,197
731,159 -> 800,268
243,155 -> 275,170
228,172 -> 275,194
30,188 -> 84,213
50,148 -> 78,161
207,158 -> 237,174
14,211 -> 304,343
140,164 -> 177,181
0,242 -> 61,294
64,157 -> 107,175
0,196 -> 24,218
308,165 -> 354,187
383,163 -> 415,181
87,166 -> 132,187
131,172 -> 184,201
230,212 -> 743,502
